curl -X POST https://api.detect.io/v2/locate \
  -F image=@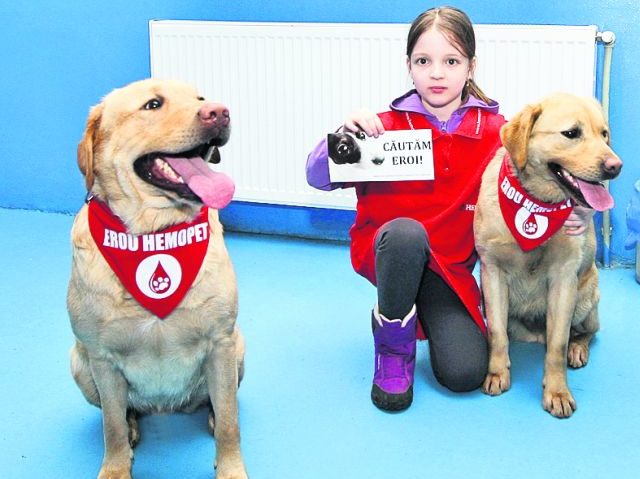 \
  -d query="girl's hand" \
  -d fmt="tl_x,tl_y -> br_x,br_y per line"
344,109 -> 385,138
564,205 -> 595,236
